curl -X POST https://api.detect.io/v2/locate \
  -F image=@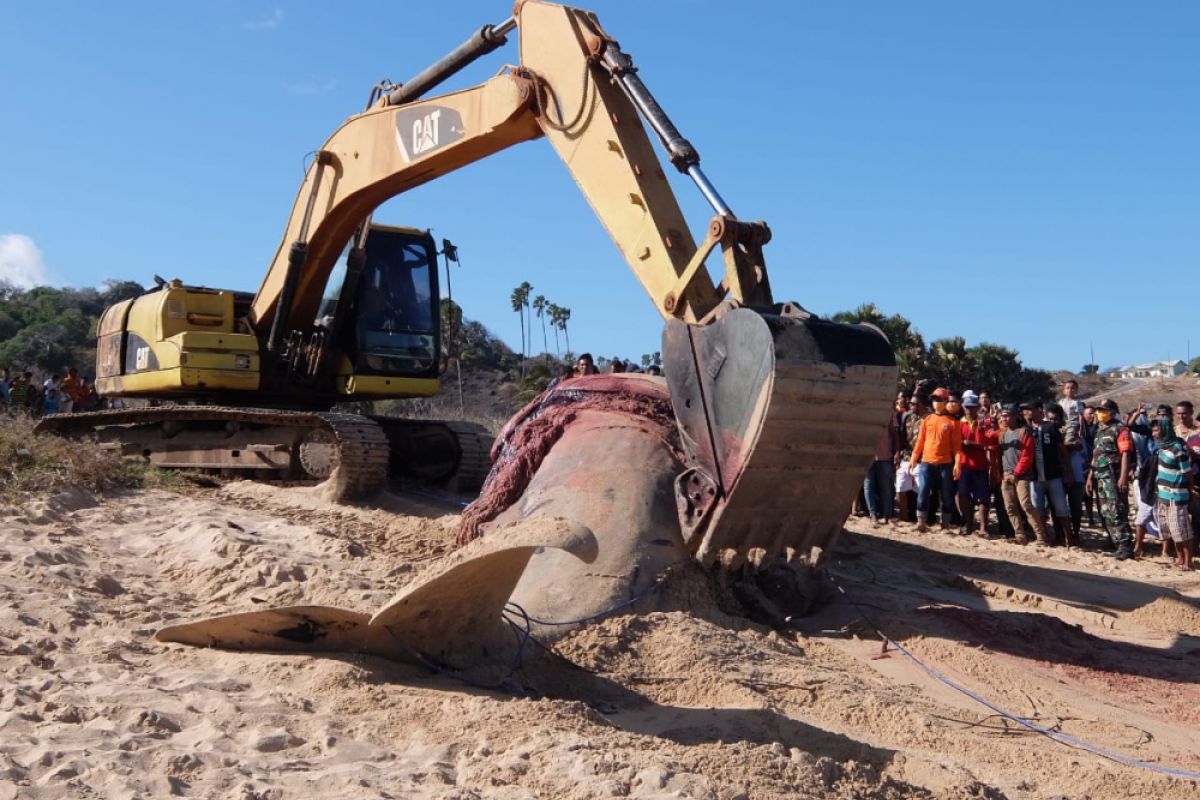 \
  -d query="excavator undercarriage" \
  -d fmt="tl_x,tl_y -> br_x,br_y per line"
36,408 -> 493,499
